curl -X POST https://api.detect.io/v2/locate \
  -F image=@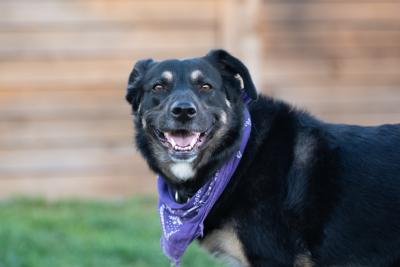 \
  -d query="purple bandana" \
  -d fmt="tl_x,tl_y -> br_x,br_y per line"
157,94 -> 252,266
